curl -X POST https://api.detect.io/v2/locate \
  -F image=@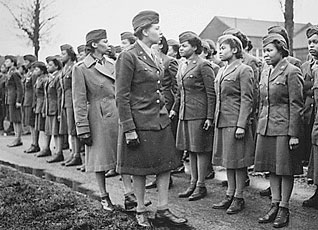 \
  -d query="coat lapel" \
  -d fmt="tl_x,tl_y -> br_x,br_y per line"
84,54 -> 115,81
182,57 -> 198,78
220,59 -> 241,82
269,58 -> 288,82
135,42 -> 159,70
